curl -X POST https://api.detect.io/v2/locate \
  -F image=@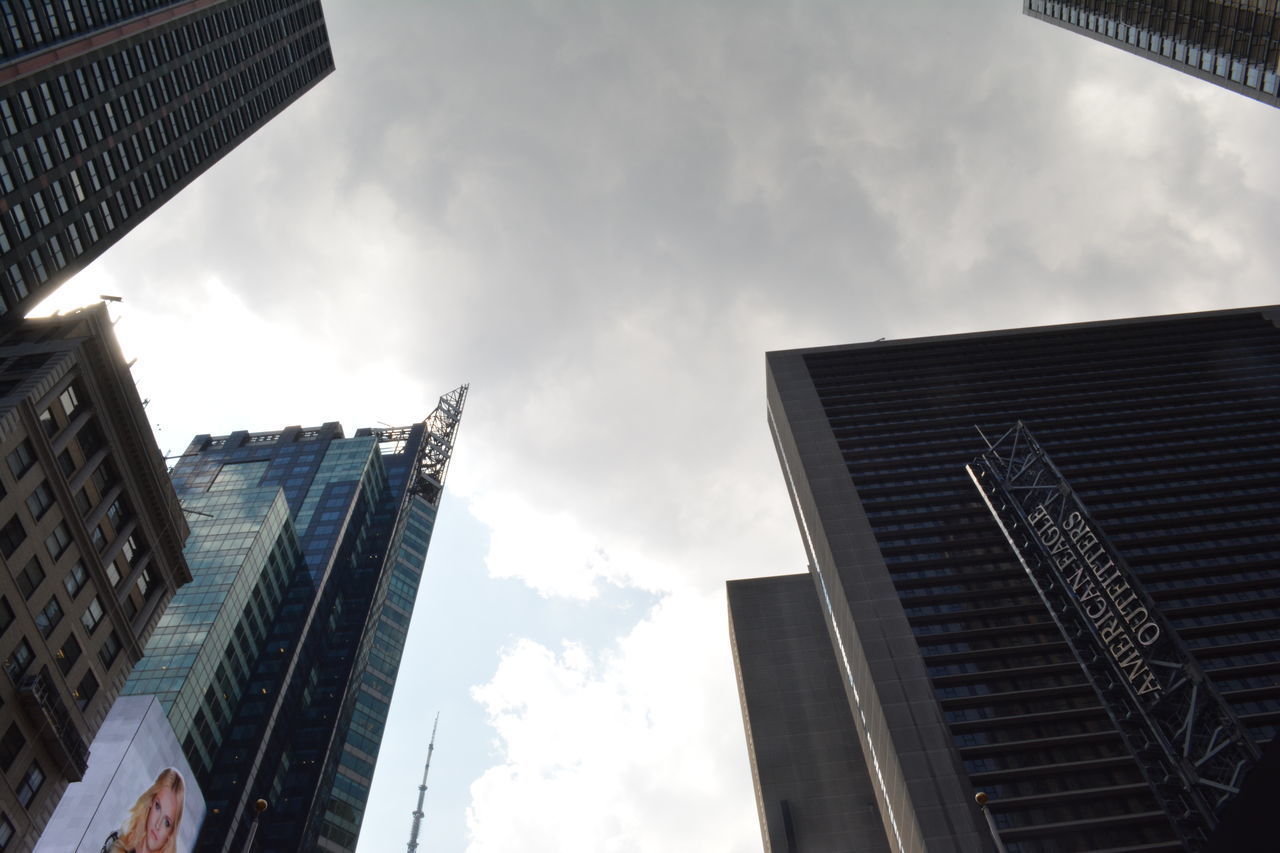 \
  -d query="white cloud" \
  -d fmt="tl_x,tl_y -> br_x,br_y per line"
466,490 -> 627,600
465,591 -> 758,853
